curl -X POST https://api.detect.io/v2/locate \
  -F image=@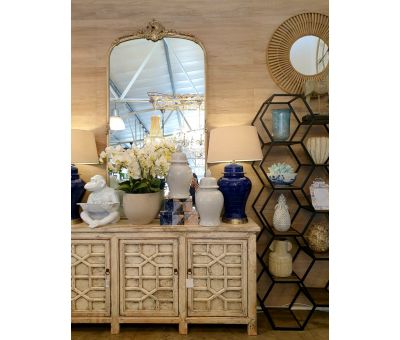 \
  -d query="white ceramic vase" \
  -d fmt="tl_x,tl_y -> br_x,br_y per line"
122,191 -> 163,224
196,173 -> 224,227
306,137 -> 329,164
269,240 -> 292,277
272,194 -> 291,231
166,151 -> 193,199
